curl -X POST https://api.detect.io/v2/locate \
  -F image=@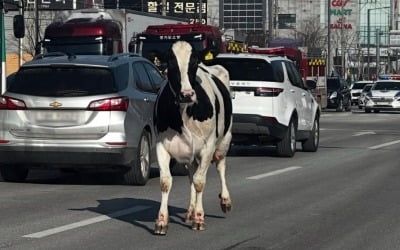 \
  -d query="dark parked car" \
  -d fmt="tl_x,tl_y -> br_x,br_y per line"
326,77 -> 351,111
